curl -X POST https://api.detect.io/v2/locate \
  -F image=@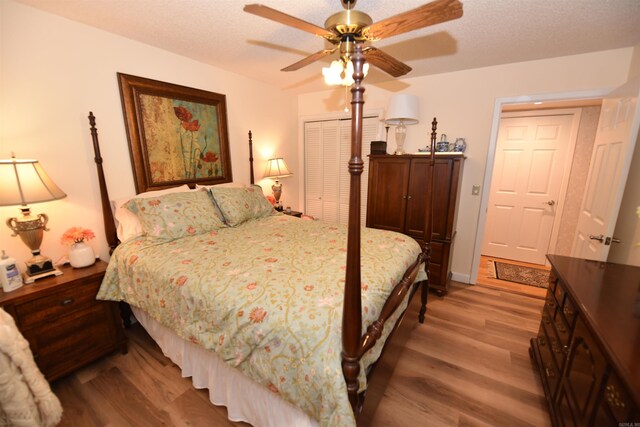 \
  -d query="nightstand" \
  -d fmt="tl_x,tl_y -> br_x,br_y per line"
0,259 -> 127,381
283,210 -> 303,218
